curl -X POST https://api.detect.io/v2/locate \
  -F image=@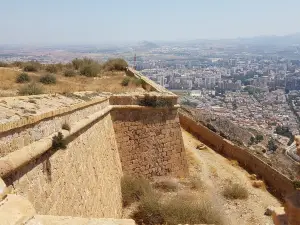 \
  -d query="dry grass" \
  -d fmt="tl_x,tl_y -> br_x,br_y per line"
189,176 -> 205,190
0,68 -> 144,96
222,183 -> 249,200
153,178 -> 179,192
252,180 -> 266,190
229,159 -> 239,167
132,193 -> 224,225
121,175 -> 153,207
